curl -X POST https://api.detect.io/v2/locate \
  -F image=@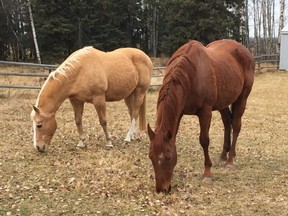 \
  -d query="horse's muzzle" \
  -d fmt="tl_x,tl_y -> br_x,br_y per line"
36,145 -> 46,153
156,184 -> 171,194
